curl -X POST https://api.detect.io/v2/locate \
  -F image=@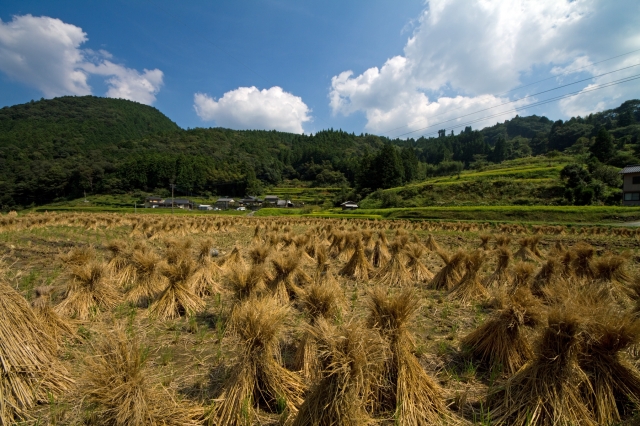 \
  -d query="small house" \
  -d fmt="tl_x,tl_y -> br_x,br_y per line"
276,199 -> 294,208
198,204 -> 213,211
620,165 -> 640,206
264,195 -> 279,206
144,196 -> 163,208
159,198 -> 193,209
239,196 -> 263,208
341,201 -> 359,210
215,197 -> 235,210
